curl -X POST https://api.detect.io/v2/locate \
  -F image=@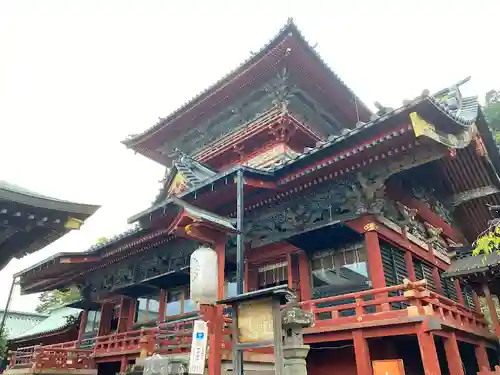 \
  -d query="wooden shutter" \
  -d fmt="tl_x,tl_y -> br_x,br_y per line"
414,258 -> 424,281
461,284 -> 476,309
380,242 -> 408,309
380,242 -> 408,286
439,272 -> 458,302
